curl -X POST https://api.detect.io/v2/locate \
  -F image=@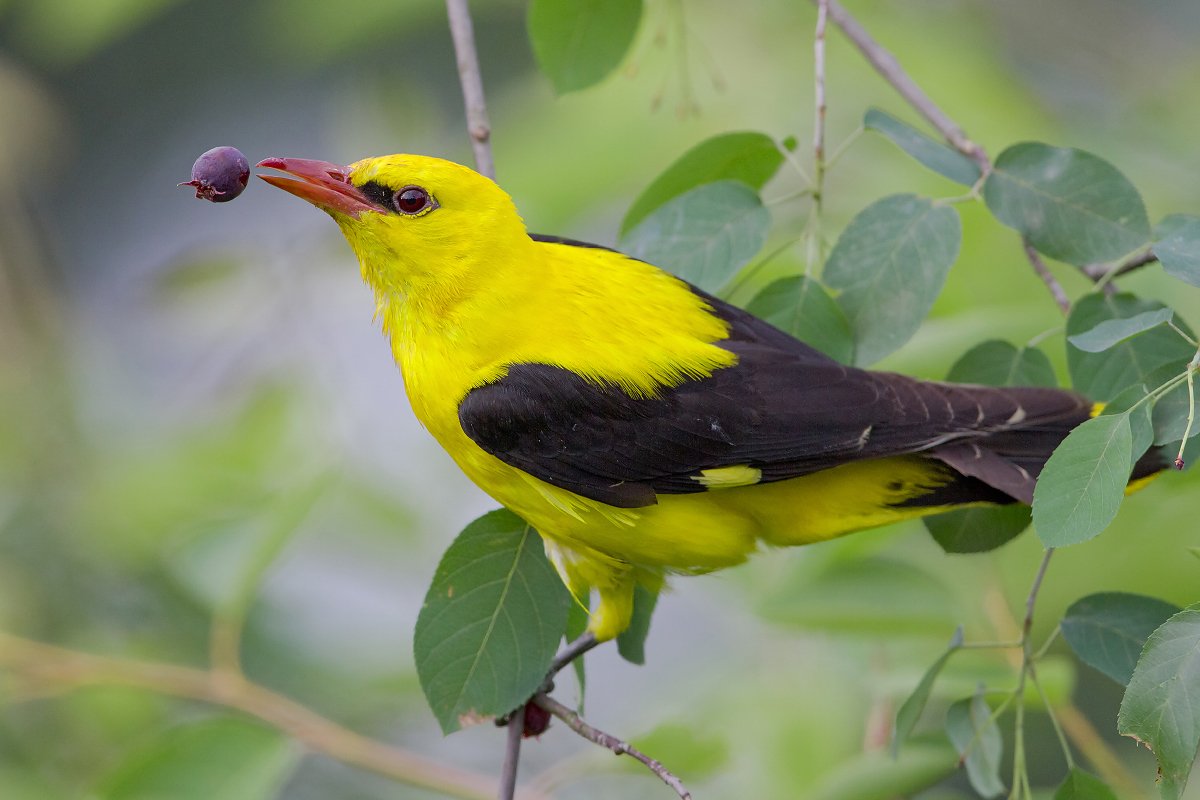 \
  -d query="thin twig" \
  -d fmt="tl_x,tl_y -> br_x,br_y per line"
498,705 -> 525,800
1022,549 -> 1055,639
1027,663 -> 1075,770
1022,242 -> 1071,314
1006,548 -> 1055,797
0,632 -> 547,800
1168,322 -> 1200,349
818,0 -> 1093,315
445,0 -> 495,179
813,0 -> 829,191
533,693 -> 692,800
809,0 -> 829,275
1176,354 -> 1197,470
826,125 -> 864,170
1081,248 -> 1159,282
1010,683 -> 1027,800
819,0 -> 987,167
542,632 -> 599,692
